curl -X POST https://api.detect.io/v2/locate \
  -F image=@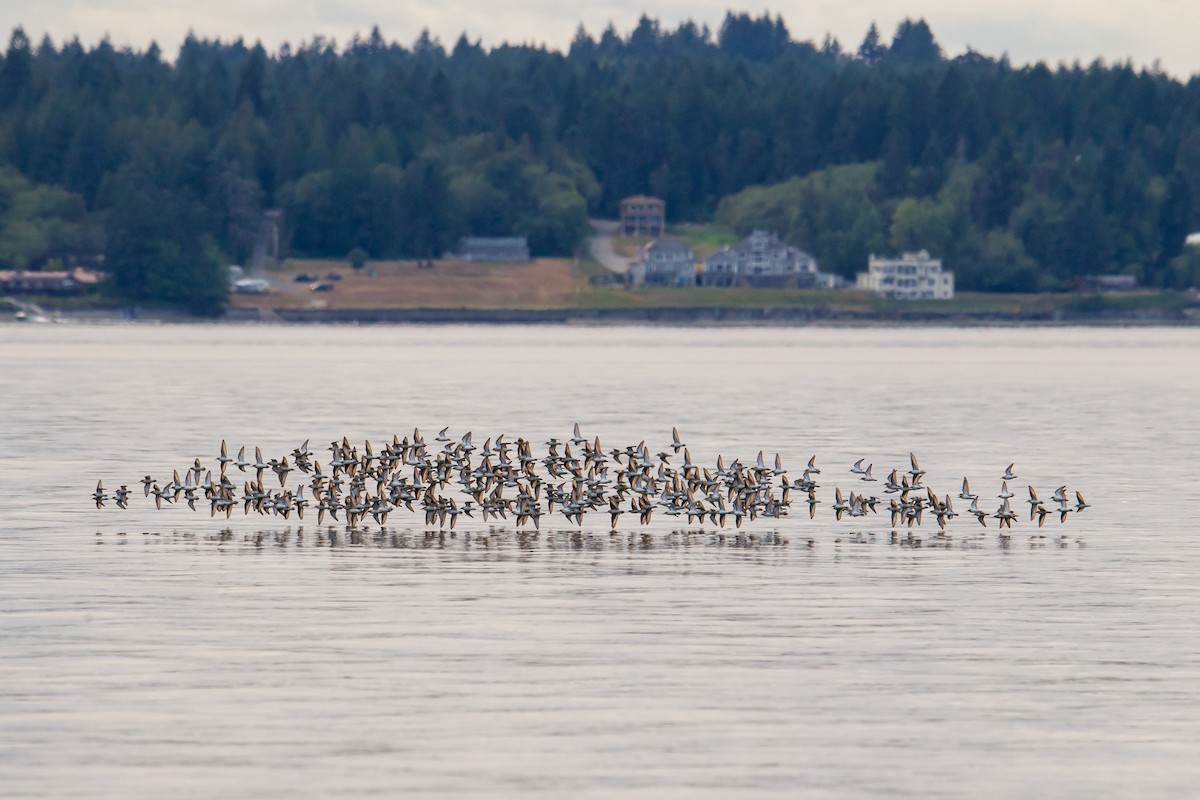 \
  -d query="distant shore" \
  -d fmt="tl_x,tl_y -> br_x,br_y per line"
10,304 -> 1198,327
229,305 -> 1200,326
8,254 -> 1200,327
